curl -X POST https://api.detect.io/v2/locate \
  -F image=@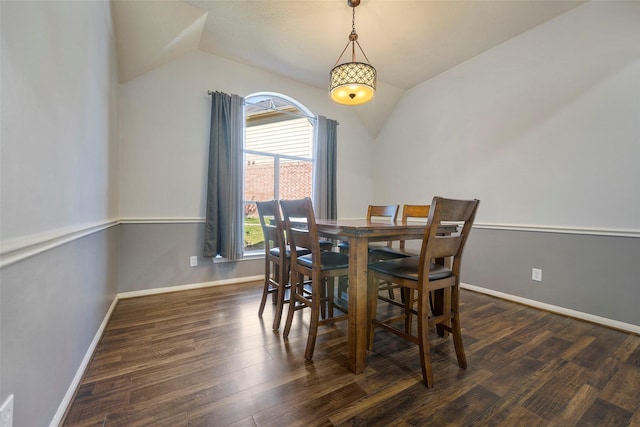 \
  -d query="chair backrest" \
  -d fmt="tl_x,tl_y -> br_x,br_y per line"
418,197 -> 479,281
399,204 -> 431,249
256,200 -> 285,258
402,204 -> 431,222
367,204 -> 399,222
279,198 -> 321,263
